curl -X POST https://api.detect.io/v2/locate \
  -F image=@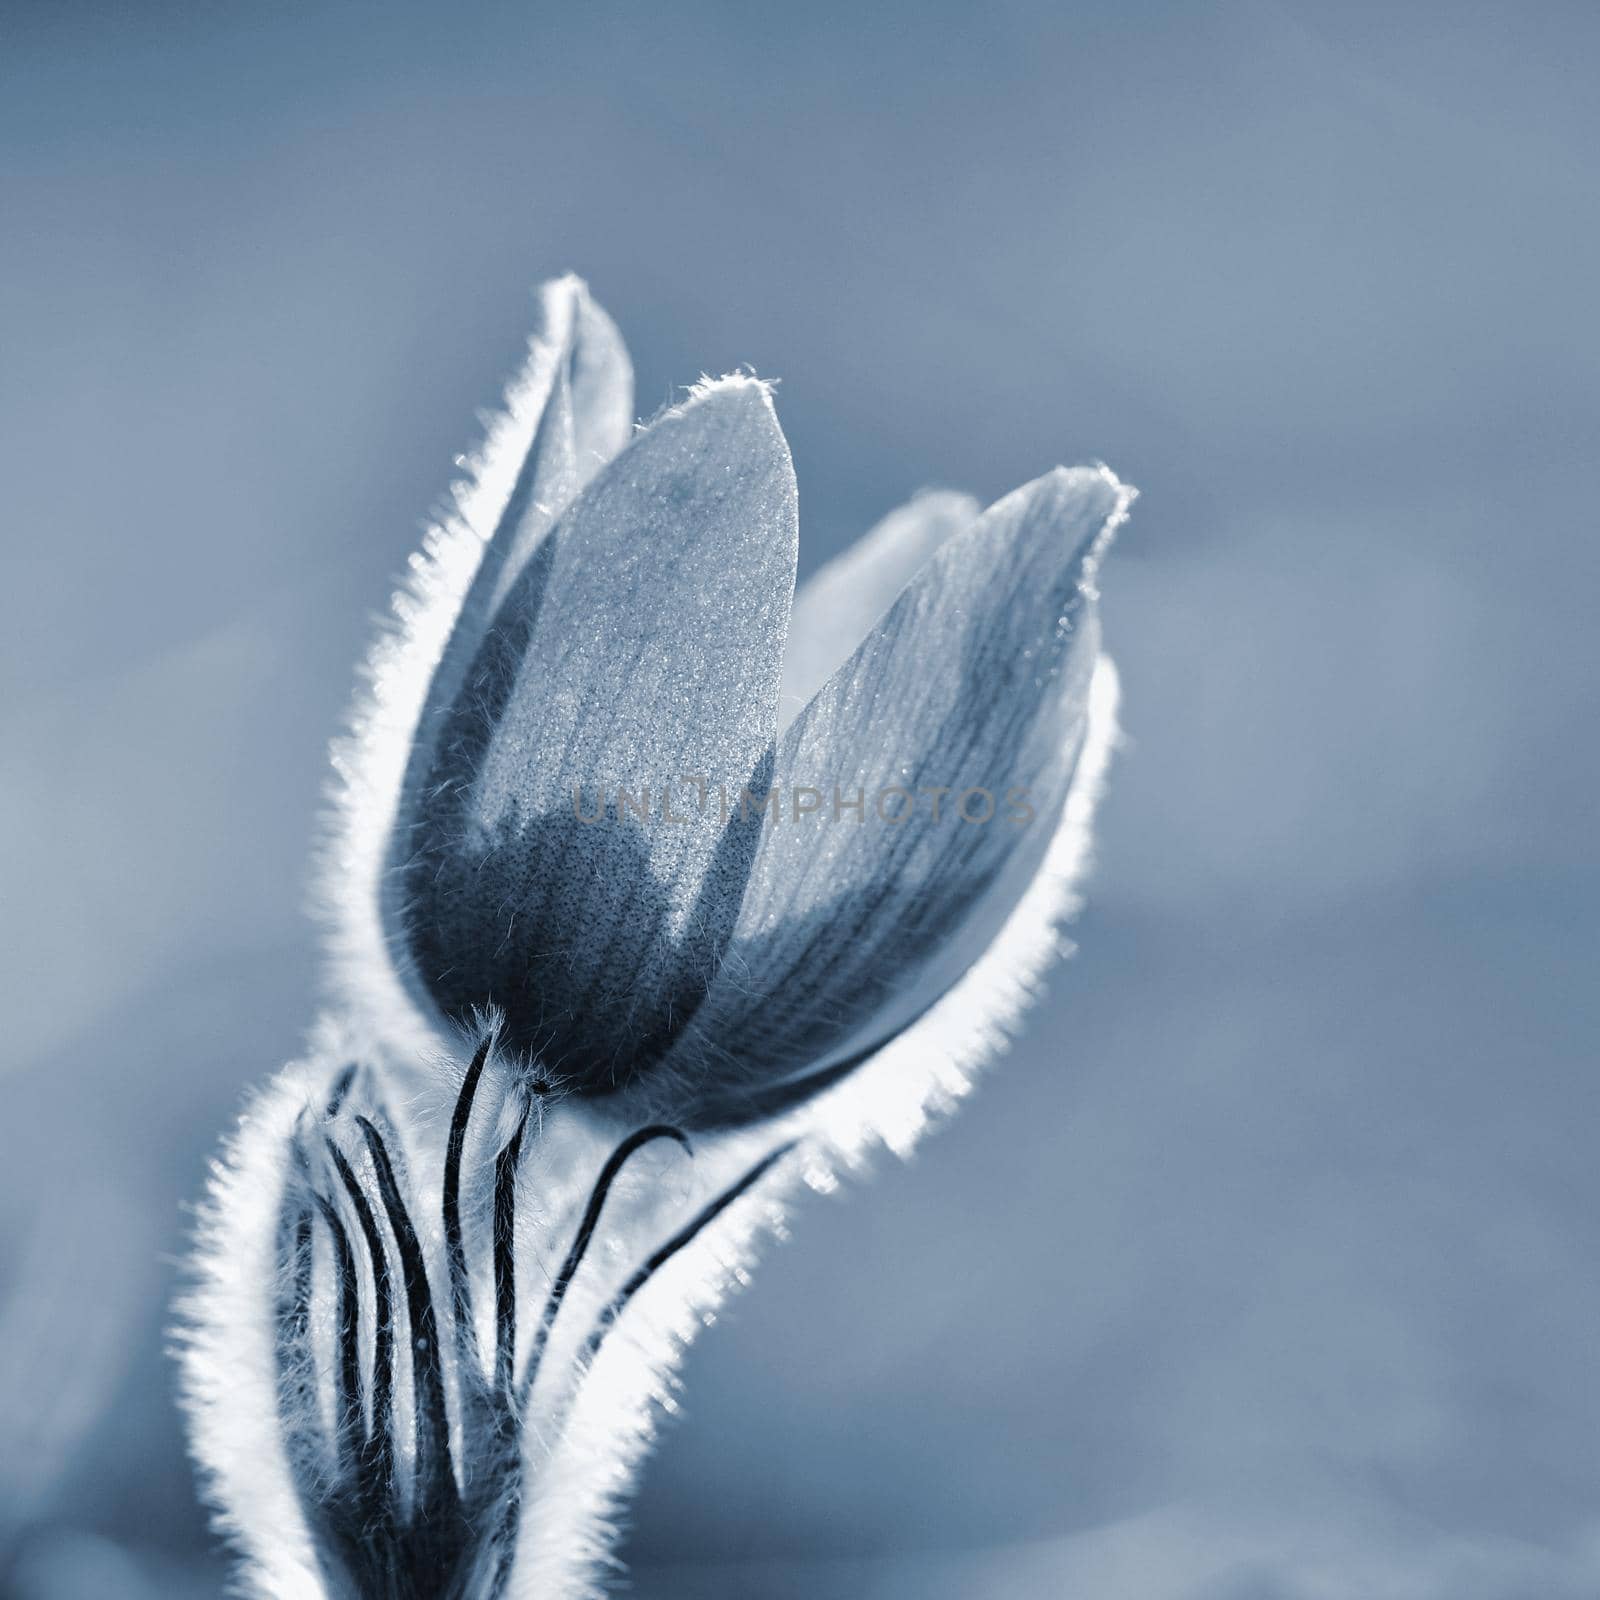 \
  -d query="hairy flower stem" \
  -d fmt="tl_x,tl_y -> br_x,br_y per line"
275,1037 -> 788,1598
